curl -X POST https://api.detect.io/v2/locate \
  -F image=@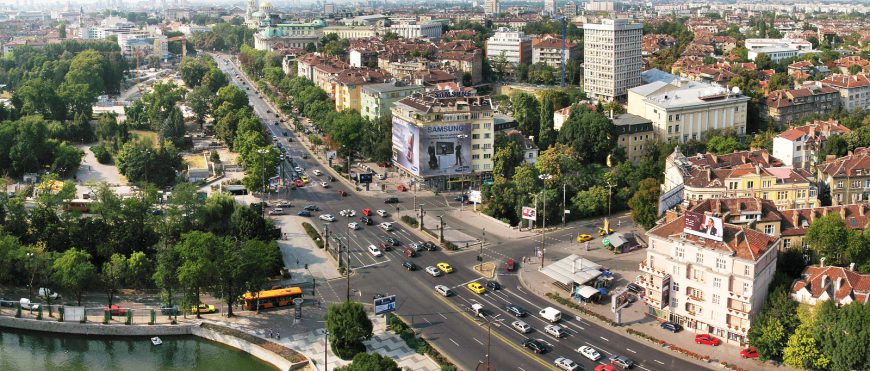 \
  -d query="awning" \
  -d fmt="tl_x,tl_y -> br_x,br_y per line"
598,287 -> 609,296
604,233 -> 627,247
576,285 -> 599,299
540,254 -> 602,286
